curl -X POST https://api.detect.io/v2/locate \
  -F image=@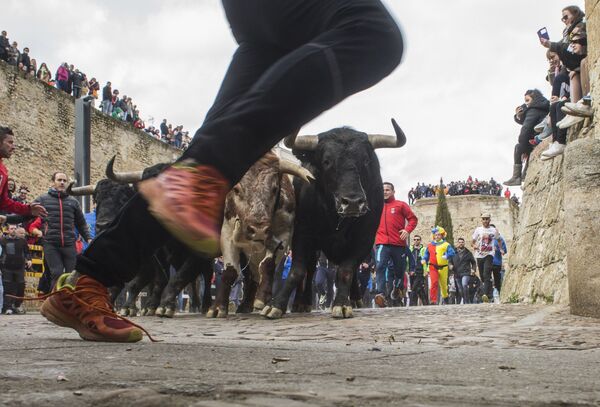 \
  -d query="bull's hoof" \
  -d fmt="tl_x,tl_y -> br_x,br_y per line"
145,307 -> 156,317
118,308 -> 130,317
253,299 -> 266,311
261,305 -> 284,319
206,307 -> 228,318
332,305 -> 353,319
189,306 -> 200,314
164,307 -> 176,318
155,306 -> 166,317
